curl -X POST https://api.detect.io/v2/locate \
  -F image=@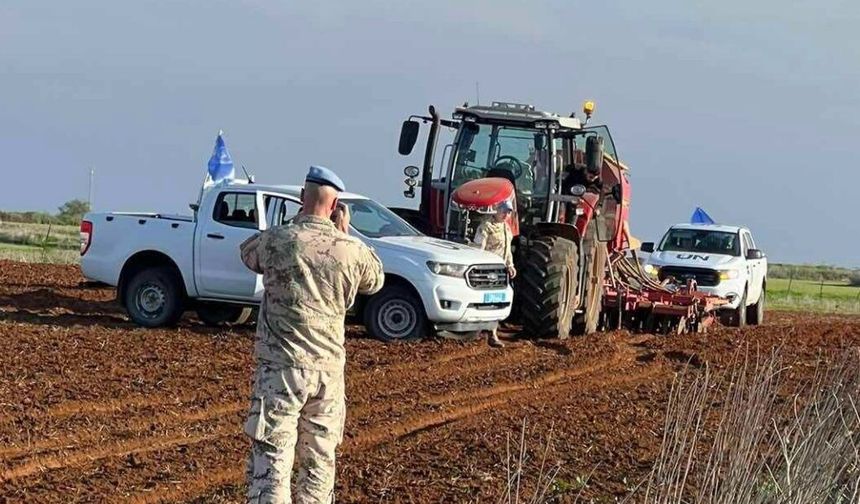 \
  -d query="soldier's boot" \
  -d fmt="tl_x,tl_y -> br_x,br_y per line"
487,329 -> 505,348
